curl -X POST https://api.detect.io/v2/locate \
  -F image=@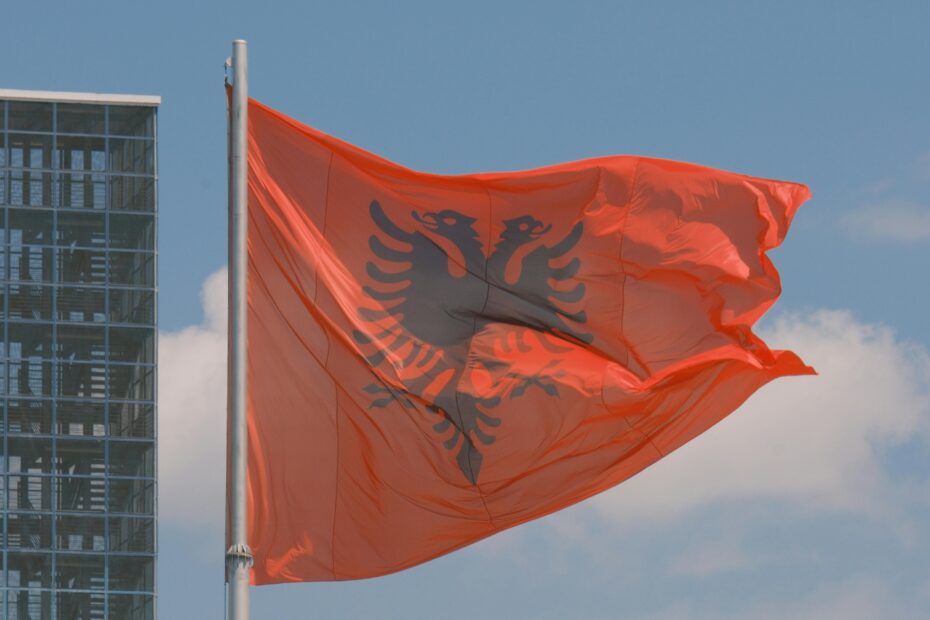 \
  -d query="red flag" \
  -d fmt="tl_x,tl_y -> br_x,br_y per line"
245,98 -> 813,583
